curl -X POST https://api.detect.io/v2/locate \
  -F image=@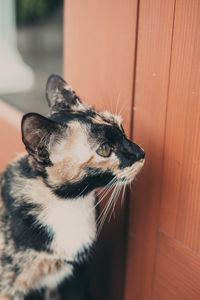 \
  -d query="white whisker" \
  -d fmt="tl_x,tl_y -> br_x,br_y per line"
93,178 -> 118,211
96,184 -> 117,224
109,184 -> 122,222
96,177 -> 117,197
118,100 -> 129,117
76,185 -> 89,198
115,92 -> 121,115
121,183 -> 127,207
97,183 -> 119,237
